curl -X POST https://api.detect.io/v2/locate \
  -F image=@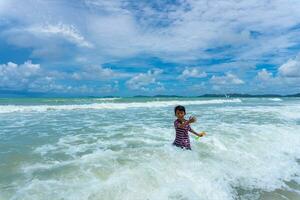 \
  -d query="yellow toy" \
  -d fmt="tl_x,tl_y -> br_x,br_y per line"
195,131 -> 206,140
